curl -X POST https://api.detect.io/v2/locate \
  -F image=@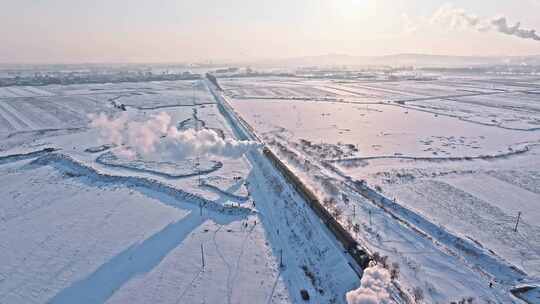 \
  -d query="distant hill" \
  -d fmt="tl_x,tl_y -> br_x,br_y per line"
246,53 -> 540,68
